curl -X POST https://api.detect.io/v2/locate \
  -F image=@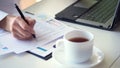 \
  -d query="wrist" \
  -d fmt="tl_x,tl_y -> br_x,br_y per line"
0,15 -> 15,32
0,15 -> 7,30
